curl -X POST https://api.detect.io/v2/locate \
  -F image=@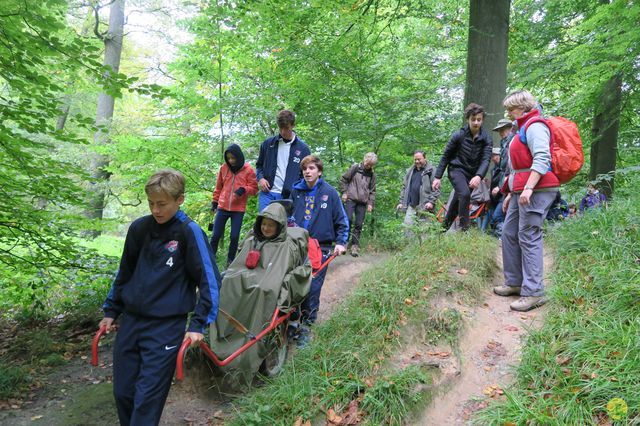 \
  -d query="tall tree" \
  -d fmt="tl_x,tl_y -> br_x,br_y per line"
463,0 -> 510,127
590,73 -> 621,198
87,0 -> 125,227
